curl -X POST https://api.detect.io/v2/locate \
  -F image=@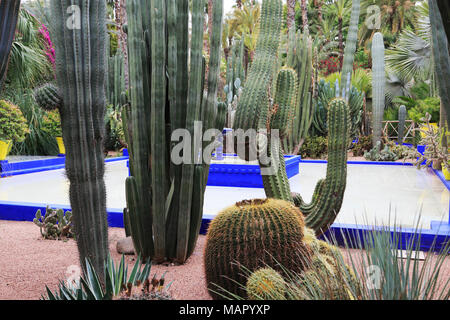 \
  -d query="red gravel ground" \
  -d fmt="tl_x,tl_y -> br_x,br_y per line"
0,220 -> 448,300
